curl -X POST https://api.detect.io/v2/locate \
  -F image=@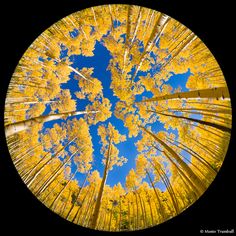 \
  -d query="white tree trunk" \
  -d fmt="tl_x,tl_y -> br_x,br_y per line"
5,110 -> 99,137
136,87 -> 230,103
